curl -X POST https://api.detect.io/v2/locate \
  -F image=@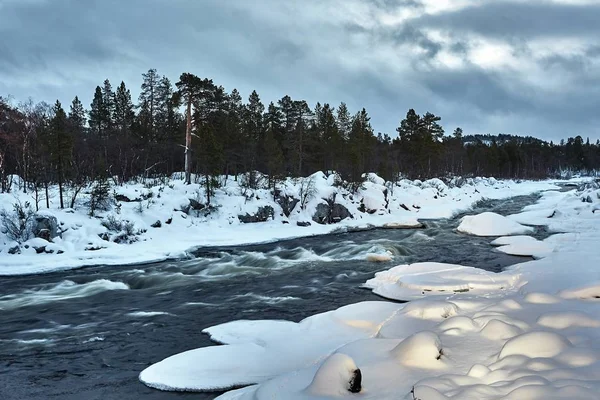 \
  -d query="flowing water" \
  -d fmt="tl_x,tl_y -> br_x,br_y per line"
0,194 -> 549,400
